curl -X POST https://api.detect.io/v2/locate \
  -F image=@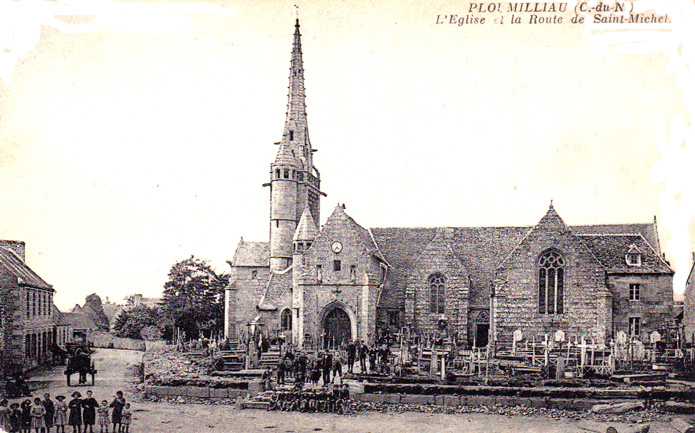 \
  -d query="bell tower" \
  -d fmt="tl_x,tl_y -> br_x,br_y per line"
268,18 -> 323,270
